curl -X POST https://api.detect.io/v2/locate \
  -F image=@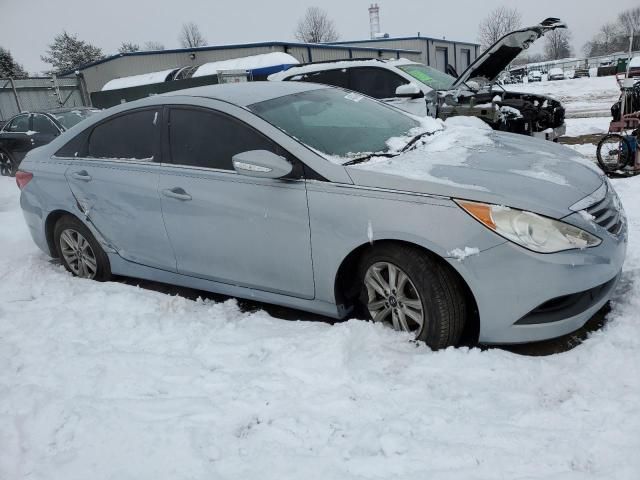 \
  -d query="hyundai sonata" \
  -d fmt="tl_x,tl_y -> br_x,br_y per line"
17,82 -> 626,348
